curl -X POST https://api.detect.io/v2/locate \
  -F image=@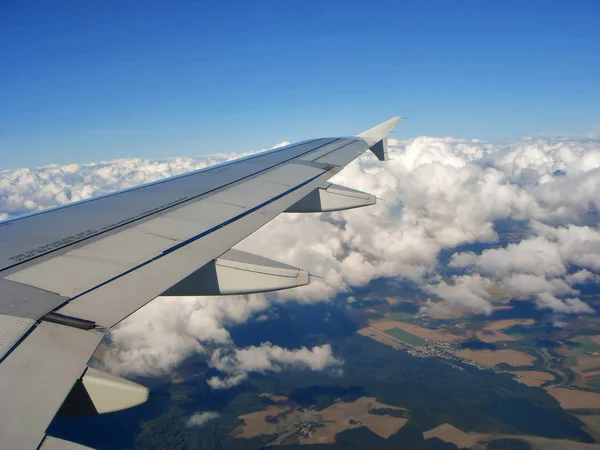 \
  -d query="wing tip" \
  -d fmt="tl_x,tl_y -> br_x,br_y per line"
357,116 -> 404,146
